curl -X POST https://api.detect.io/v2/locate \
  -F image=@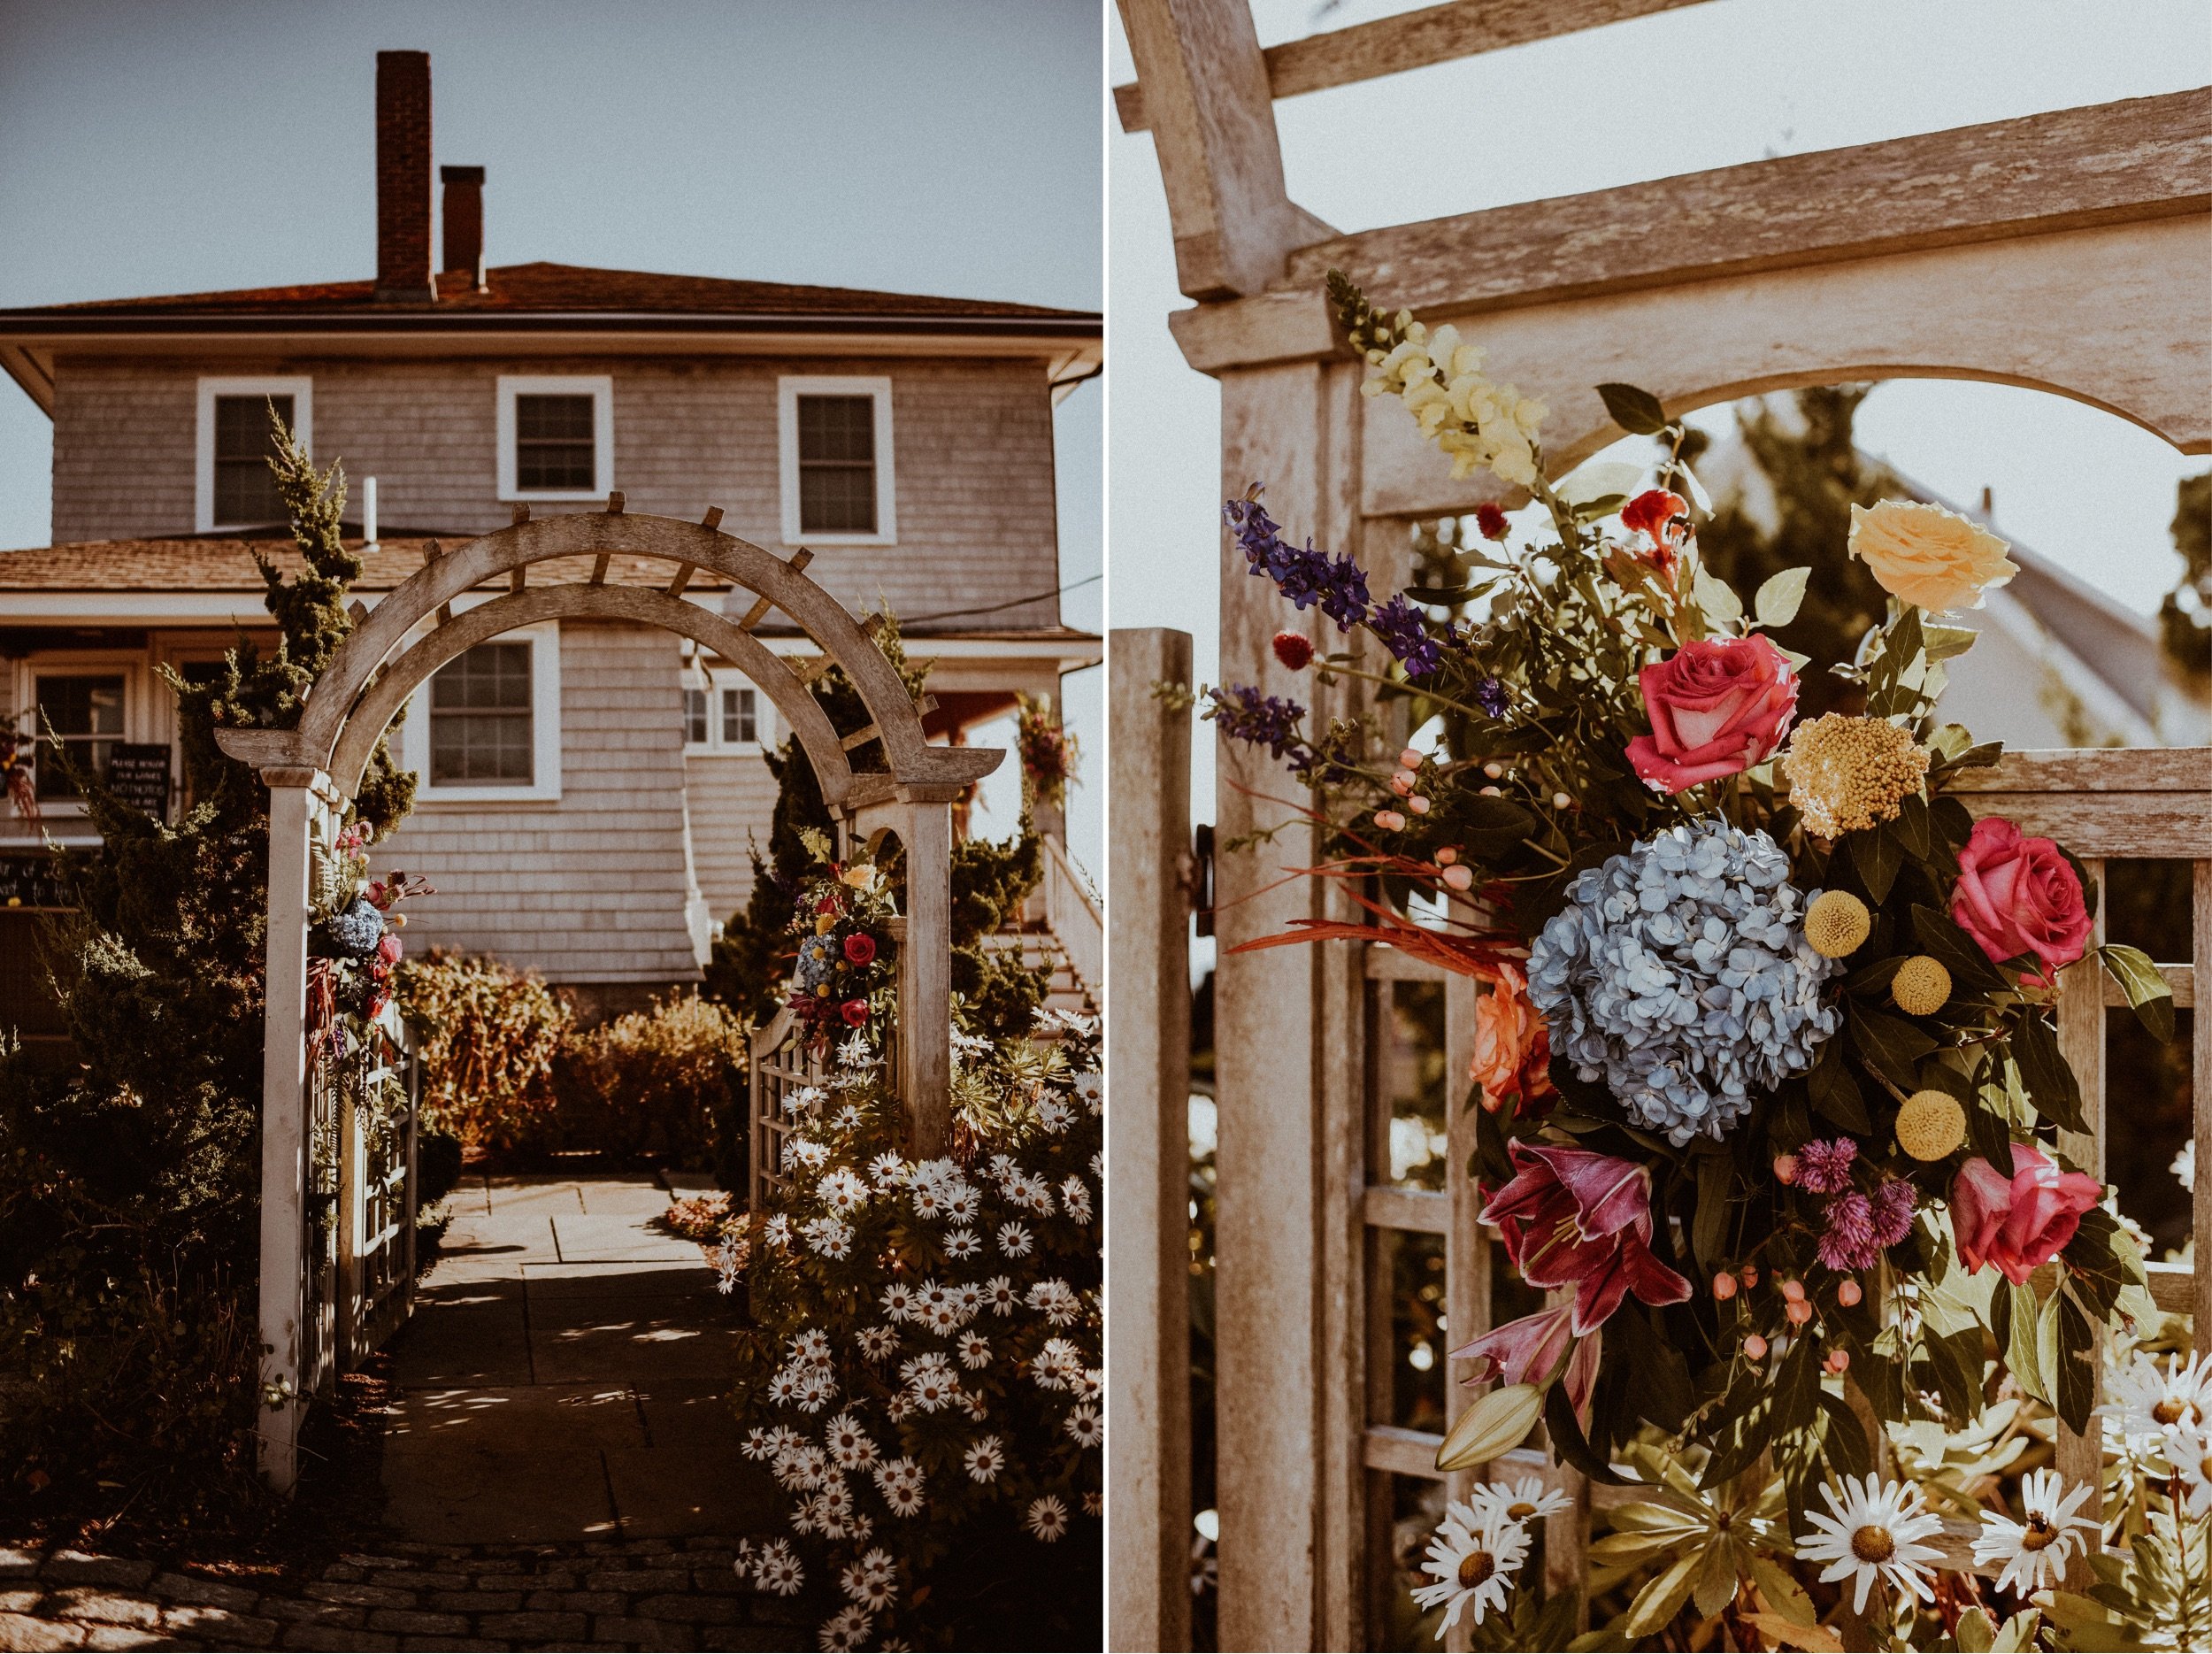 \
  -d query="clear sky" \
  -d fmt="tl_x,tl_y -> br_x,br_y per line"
0,0 -> 1105,880
1109,0 -> 2212,974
